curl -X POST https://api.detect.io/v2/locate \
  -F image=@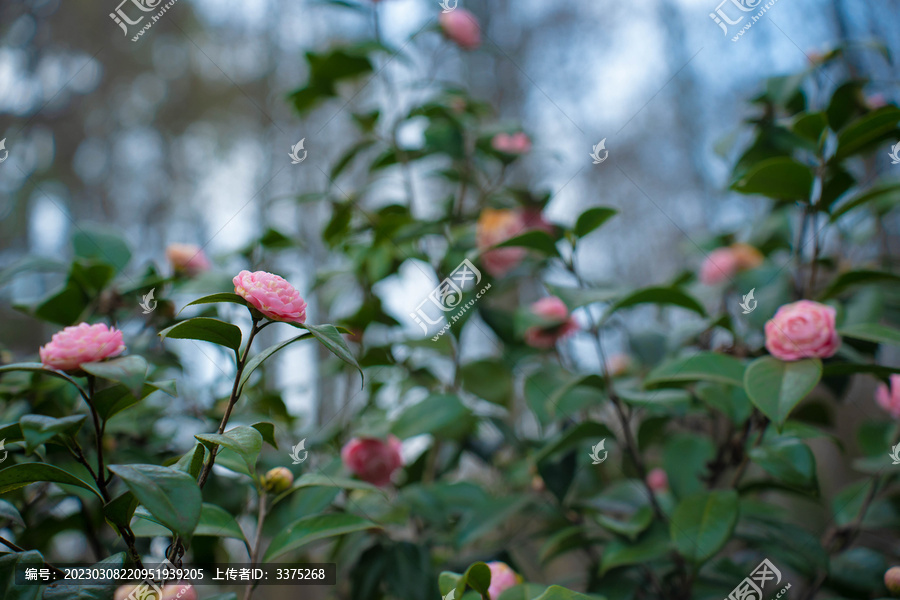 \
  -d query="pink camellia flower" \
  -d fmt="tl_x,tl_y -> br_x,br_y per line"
646,468 -> 668,492
166,243 -> 211,276
606,353 -> 632,377
440,8 -> 481,50
341,435 -> 404,487
764,300 -> 840,361
39,323 -> 125,372
876,375 -> 900,419
524,296 -> 579,349
477,208 -> 527,277
885,566 -> 900,594
487,562 -> 519,600
492,132 -> 532,155
233,270 -> 307,324
699,247 -> 740,285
